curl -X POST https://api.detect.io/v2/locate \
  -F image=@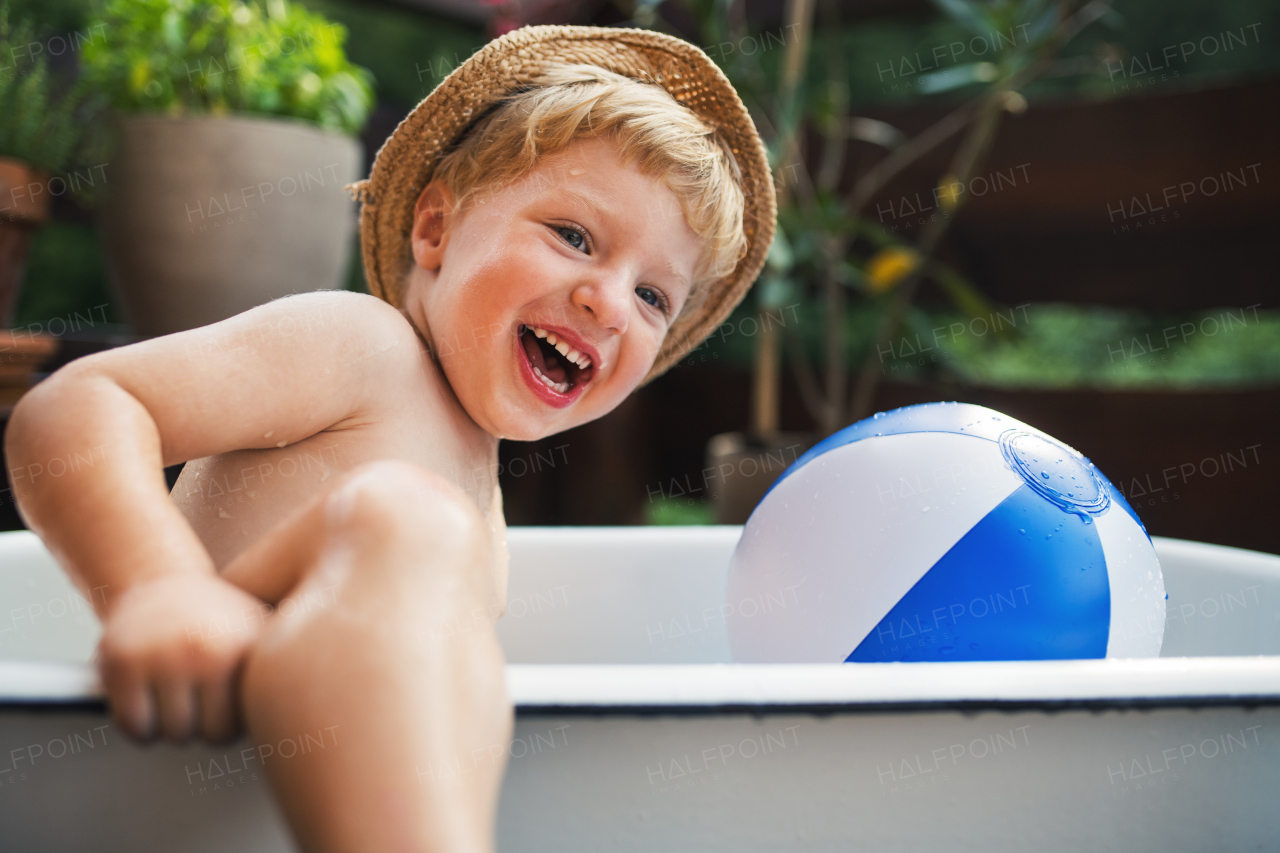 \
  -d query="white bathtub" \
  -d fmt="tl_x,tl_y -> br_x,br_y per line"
2,527 -> 1279,852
